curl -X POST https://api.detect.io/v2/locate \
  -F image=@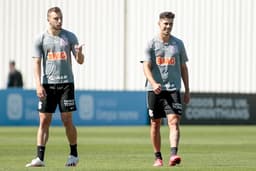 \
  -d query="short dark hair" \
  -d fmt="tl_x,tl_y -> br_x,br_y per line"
47,7 -> 62,18
9,60 -> 15,66
159,11 -> 175,19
